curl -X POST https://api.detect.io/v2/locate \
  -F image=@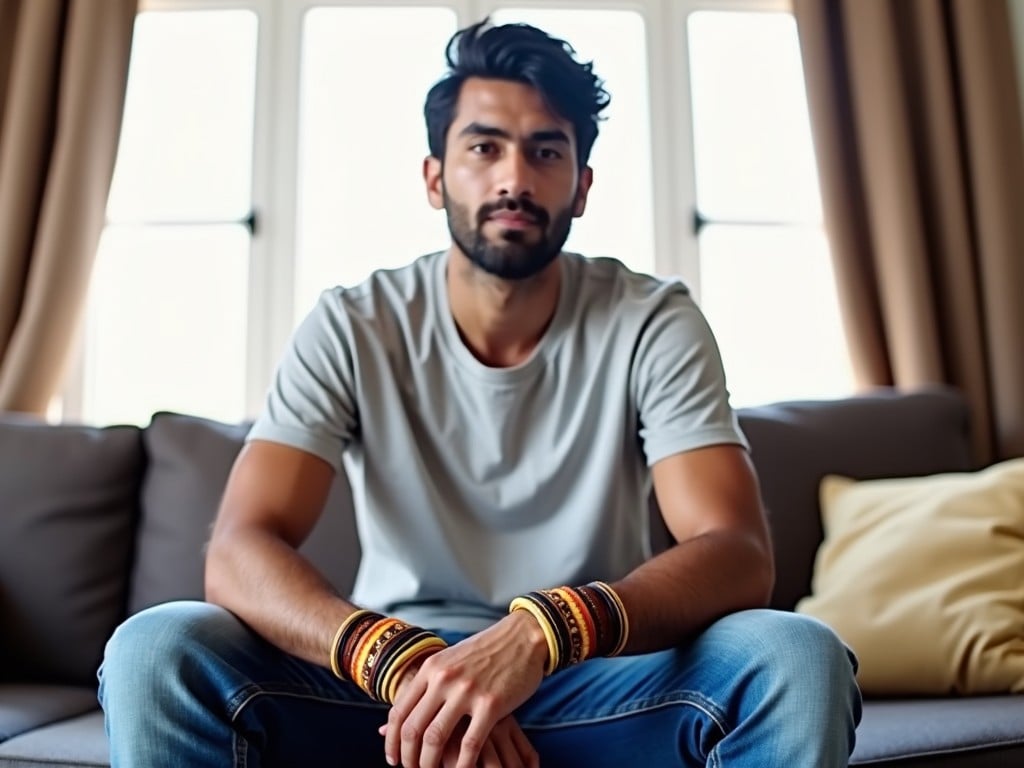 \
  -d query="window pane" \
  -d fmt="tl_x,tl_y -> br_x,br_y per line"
688,11 -> 821,223
492,8 -> 655,273
106,10 -> 258,222
294,7 -> 457,319
698,224 -> 854,407
83,226 -> 249,425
